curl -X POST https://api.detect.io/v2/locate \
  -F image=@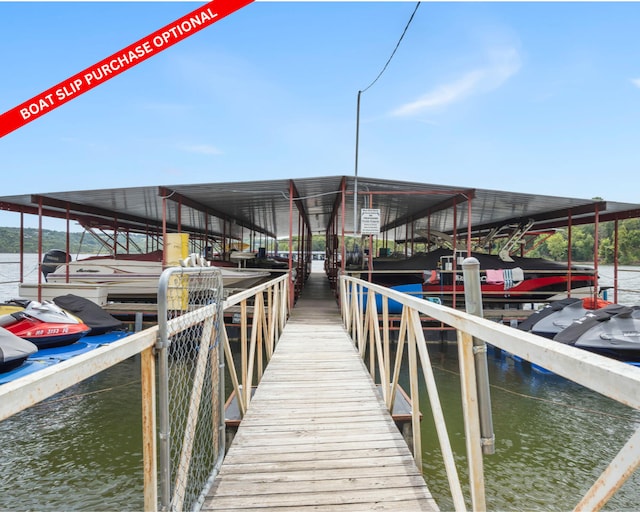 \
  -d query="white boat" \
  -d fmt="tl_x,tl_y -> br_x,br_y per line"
44,253 -> 271,299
